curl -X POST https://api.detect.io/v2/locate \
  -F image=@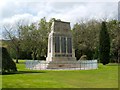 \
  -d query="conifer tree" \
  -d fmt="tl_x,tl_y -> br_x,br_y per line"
99,22 -> 110,65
